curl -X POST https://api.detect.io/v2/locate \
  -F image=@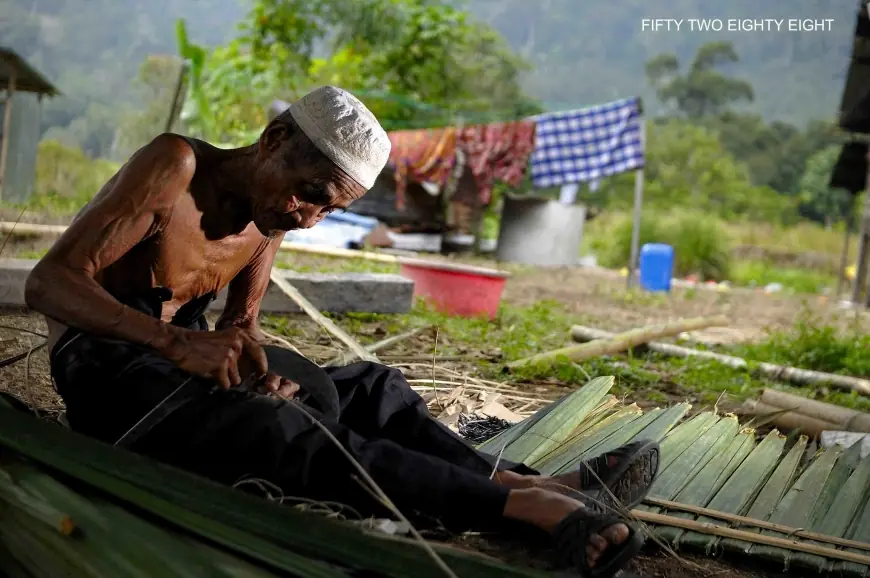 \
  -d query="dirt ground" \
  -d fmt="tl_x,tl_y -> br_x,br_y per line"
501,263 -> 870,340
